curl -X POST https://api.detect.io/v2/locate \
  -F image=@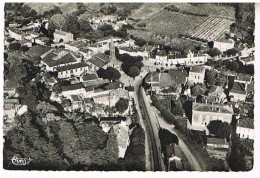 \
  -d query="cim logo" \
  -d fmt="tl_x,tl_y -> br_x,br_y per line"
9,155 -> 33,166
